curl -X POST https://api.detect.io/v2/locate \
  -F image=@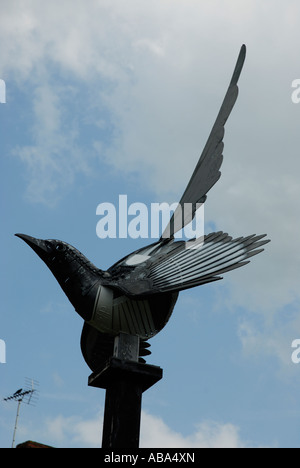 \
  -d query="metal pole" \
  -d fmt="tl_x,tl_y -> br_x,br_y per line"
88,332 -> 163,448
101,373 -> 143,447
102,333 -> 141,448
12,399 -> 22,449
